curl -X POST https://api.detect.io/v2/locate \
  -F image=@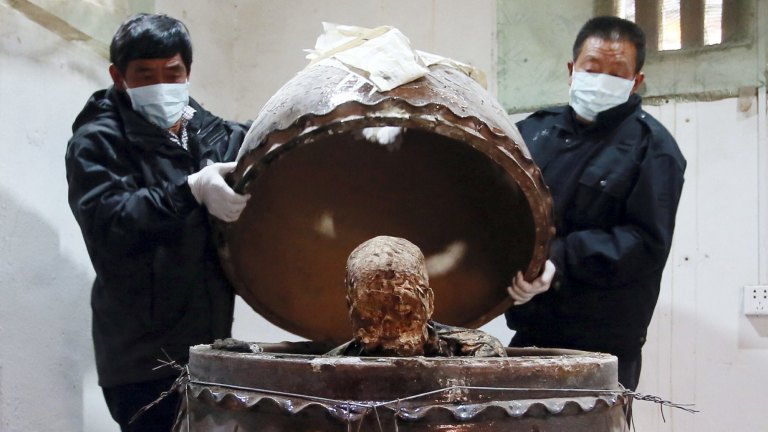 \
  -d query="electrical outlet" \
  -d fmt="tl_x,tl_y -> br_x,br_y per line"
744,286 -> 768,316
